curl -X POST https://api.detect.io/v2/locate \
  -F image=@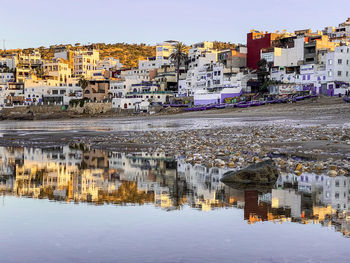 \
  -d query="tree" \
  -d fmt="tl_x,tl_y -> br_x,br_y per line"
169,42 -> 188,91
78,77 -> 89,90
257,59 -> 270,93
